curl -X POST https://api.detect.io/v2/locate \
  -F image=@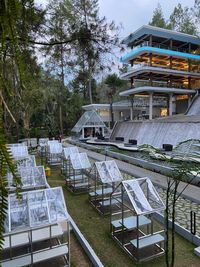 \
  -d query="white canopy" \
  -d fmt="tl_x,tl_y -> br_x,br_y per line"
69,152 -> 91,170
17,155 -> 36,168
8,145 -> 29,160
7,166 -> 48,189
39,138 -> 49,146
5,187 -> 68,233
122,178 -> 165,215
72,110 -> 107,133
48,143 -> 62,154
63,146 -> 79,159
95,160 -> 123,183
